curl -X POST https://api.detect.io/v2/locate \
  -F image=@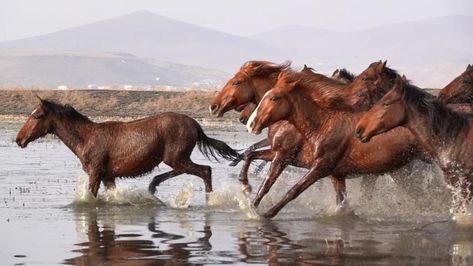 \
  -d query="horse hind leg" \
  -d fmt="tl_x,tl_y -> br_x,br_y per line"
148,170 -> 180,195
173,160 -> 212,193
